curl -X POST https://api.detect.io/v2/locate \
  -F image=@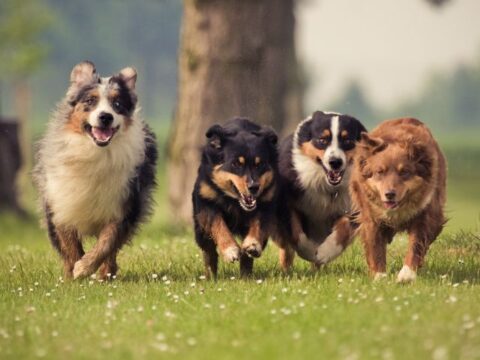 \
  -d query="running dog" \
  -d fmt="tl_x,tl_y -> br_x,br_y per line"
34,61 -> 157,280
192,118 -> 278,278
274,111 -> 366,269
350,117 -> 446,282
